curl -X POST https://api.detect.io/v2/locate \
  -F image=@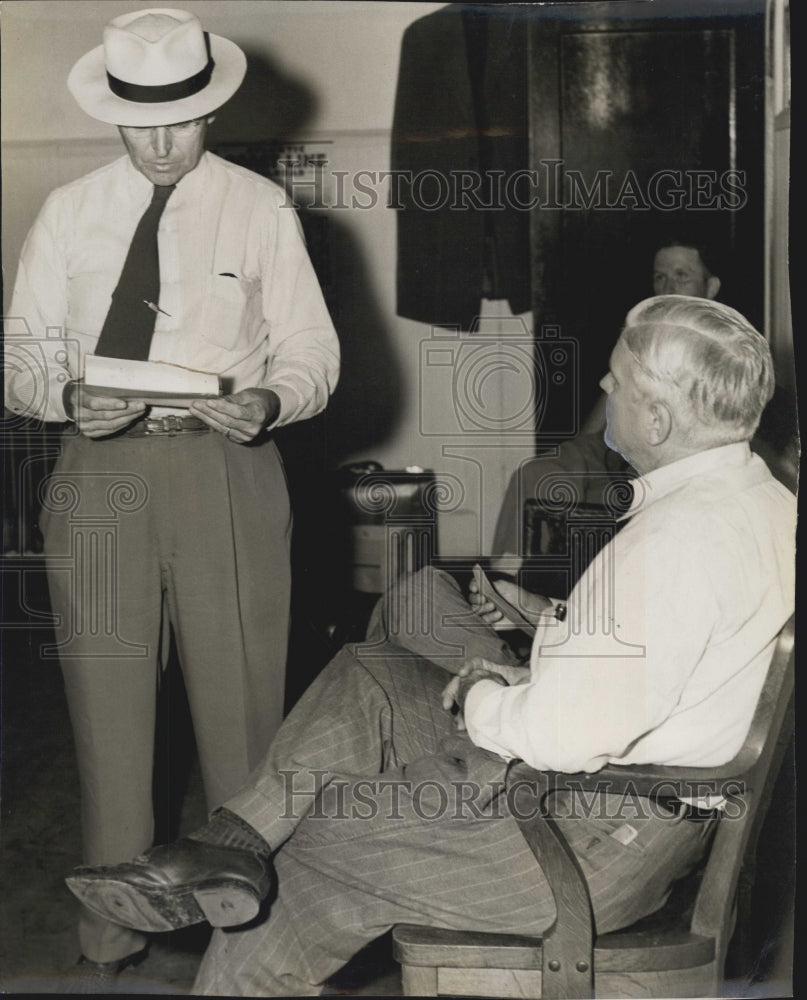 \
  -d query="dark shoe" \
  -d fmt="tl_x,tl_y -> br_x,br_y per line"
66,838 -> 273,932
63,948 -> 148,994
